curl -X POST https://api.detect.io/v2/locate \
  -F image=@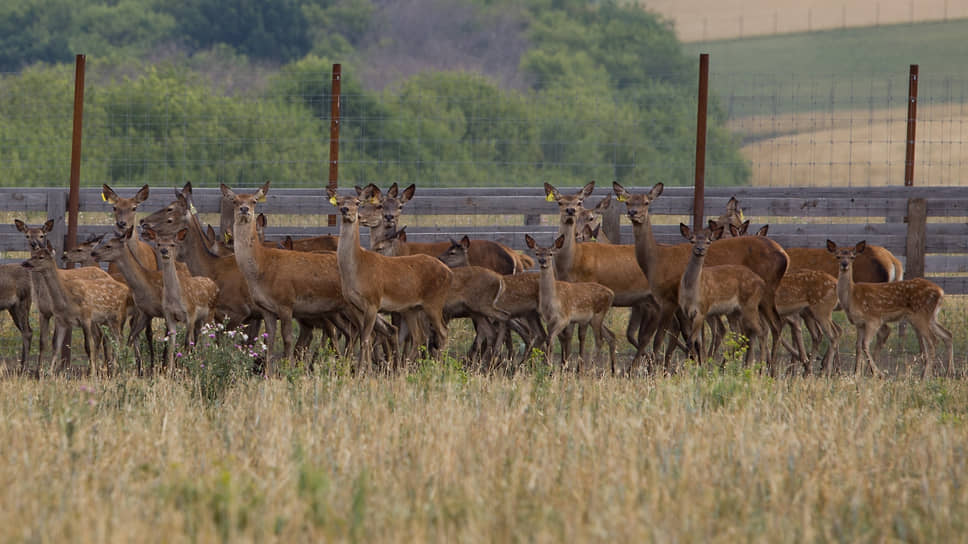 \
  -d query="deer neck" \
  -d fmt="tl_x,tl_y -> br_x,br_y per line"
630,214 -> 660,284
160,256 -> 187,317
337,217 -> 366,295
232,216 -> 266,283
114,245 -> 161,305
556,219 -> 578,281
679,248 -> 705,314
32,263 -> 71,315
537,262 -> 560,318
836,263 -> 856,315
180,218 -> 220,277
